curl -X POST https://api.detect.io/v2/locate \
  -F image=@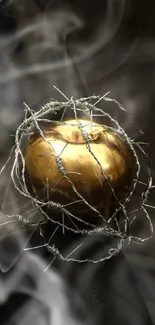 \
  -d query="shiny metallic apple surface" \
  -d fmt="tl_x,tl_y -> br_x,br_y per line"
25,119 -> 135,217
